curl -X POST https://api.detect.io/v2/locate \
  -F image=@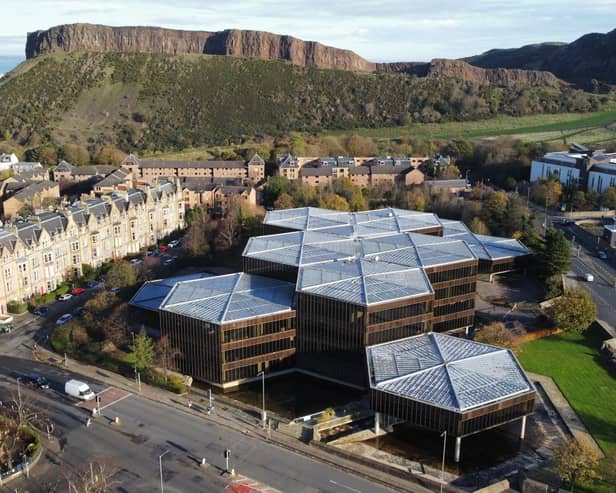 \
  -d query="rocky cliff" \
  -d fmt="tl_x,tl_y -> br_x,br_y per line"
26,23 -> 376,72
465,29 -> 616,88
